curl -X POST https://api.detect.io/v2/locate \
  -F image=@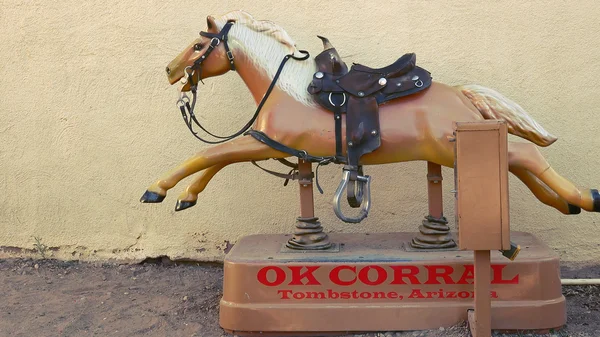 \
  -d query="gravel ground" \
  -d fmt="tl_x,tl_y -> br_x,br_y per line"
0,258 -> 598,337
